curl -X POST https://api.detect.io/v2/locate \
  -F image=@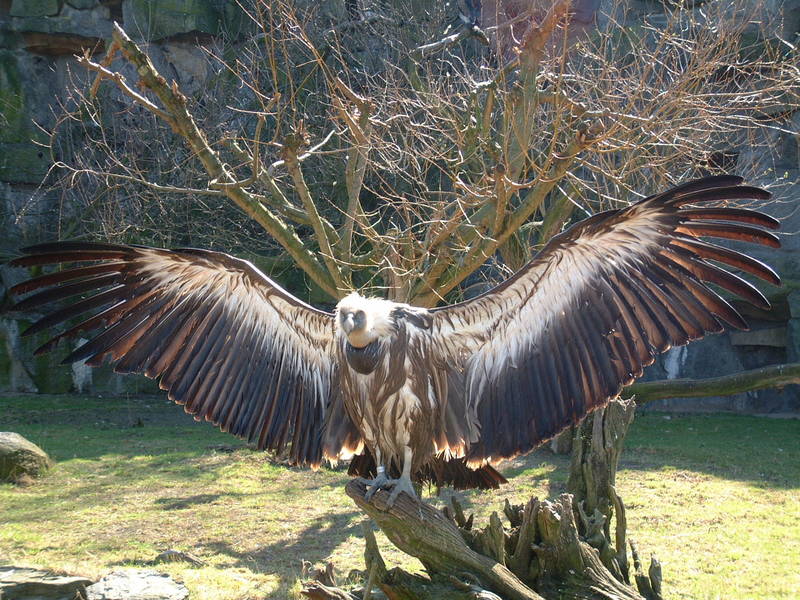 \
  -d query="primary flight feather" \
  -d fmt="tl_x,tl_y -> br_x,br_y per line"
9,176 -> 781,504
